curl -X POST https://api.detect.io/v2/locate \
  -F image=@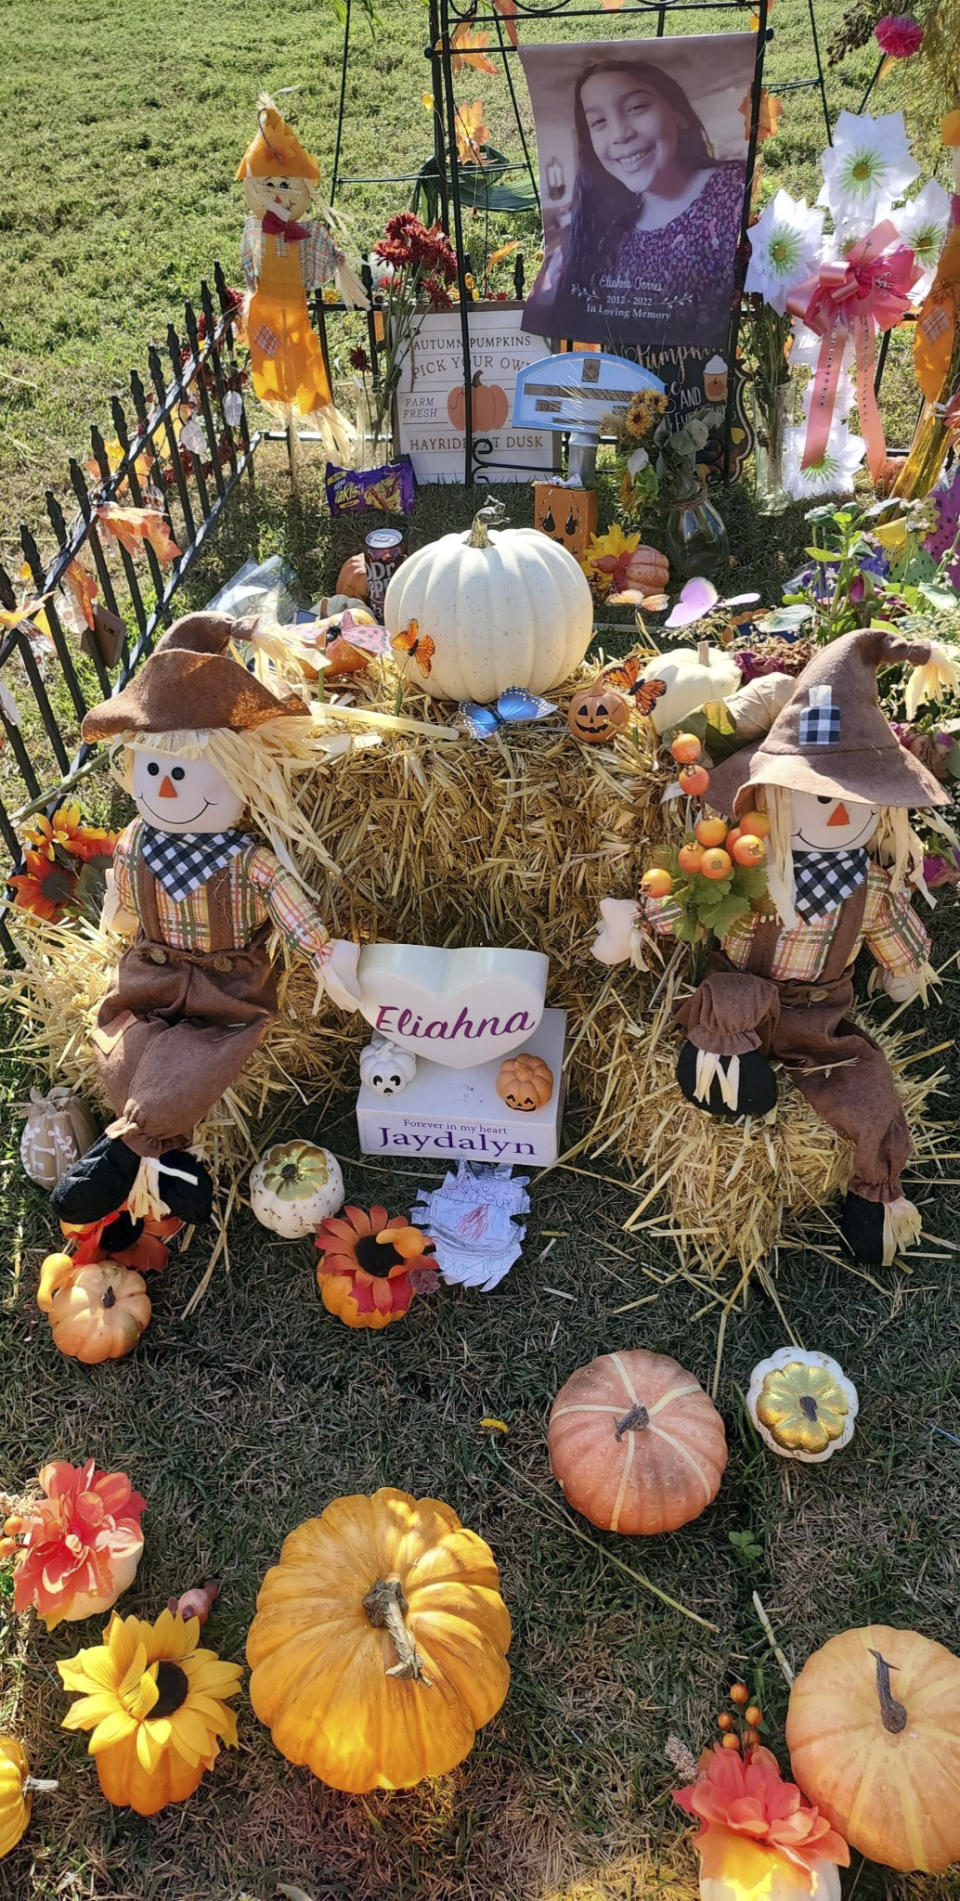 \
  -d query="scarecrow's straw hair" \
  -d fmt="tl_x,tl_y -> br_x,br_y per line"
112,720 -> 356,886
